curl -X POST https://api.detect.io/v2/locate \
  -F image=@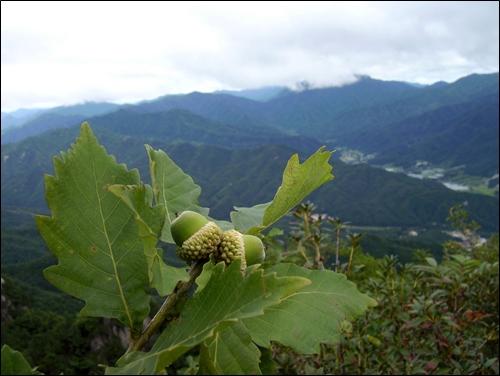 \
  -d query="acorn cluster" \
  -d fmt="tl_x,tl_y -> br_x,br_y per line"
171,211 -> 265,269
